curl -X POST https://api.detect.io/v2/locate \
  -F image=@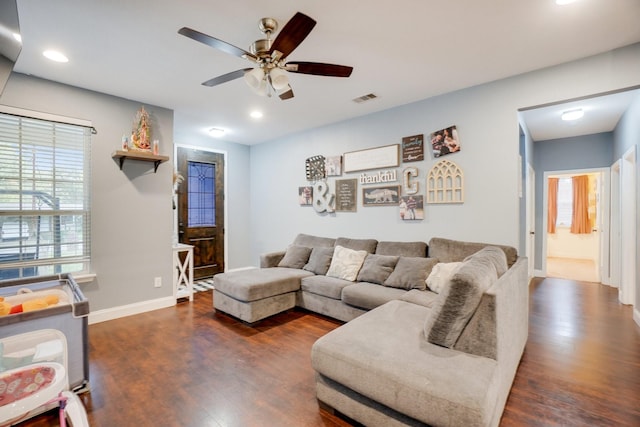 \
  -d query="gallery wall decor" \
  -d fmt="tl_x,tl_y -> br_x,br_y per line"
362,185 -> 401,206
343,144 -> 399,173
306,155 -> 326,181
426,159 -> 464,204
335,178 -> 358,212
403,167 -> 419,194
401,134 -> 424,162
430,125 -> 460,158
399,195 -> 424,220
299,186 -> 313,206
313,180 -> 335,213
325,155 -> 342,176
